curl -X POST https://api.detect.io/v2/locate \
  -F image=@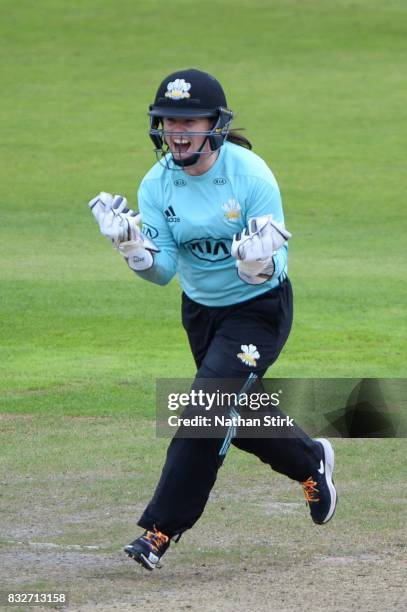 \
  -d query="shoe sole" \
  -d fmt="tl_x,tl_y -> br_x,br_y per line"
124,547 -> 156,571
315,437 -> 337,524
